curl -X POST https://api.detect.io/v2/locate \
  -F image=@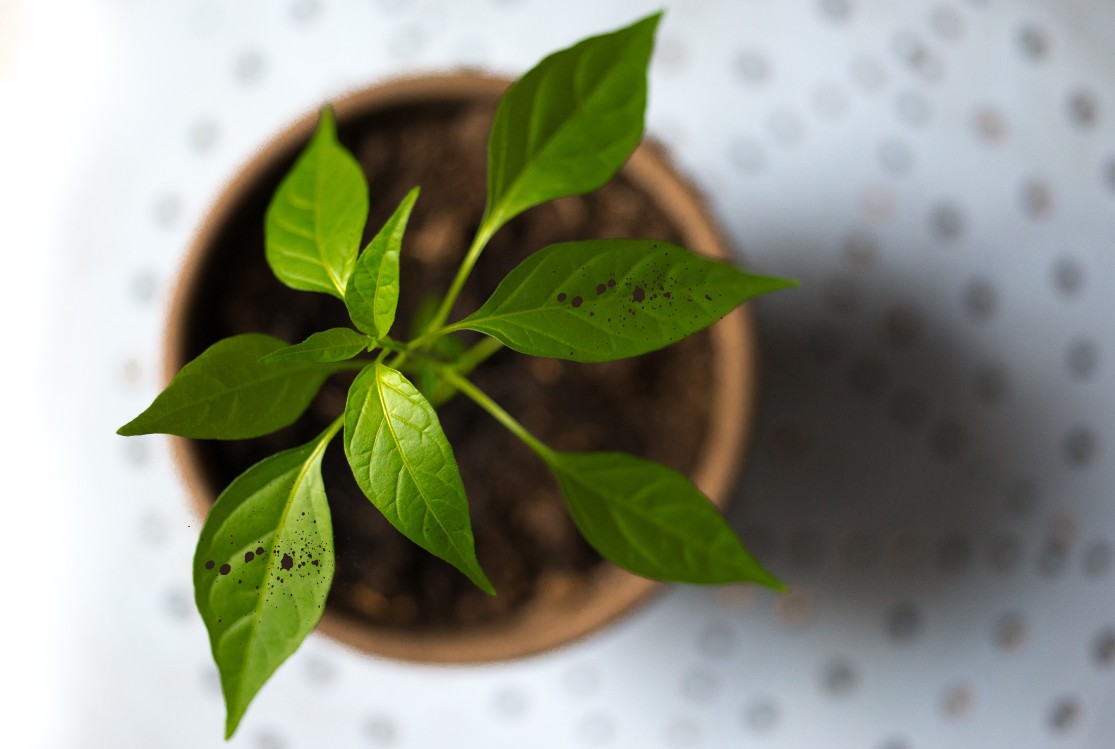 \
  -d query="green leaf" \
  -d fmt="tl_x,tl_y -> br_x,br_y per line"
344,362 -> 494,593
117,334 -> 341,439
483,12 -> 660,235
544,450 -> 782,588
457,239 -> 796,362
261,328 -> 371,363
265,107 -> 369,299
345,187 -> 419,337
194,421 -> 338,738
